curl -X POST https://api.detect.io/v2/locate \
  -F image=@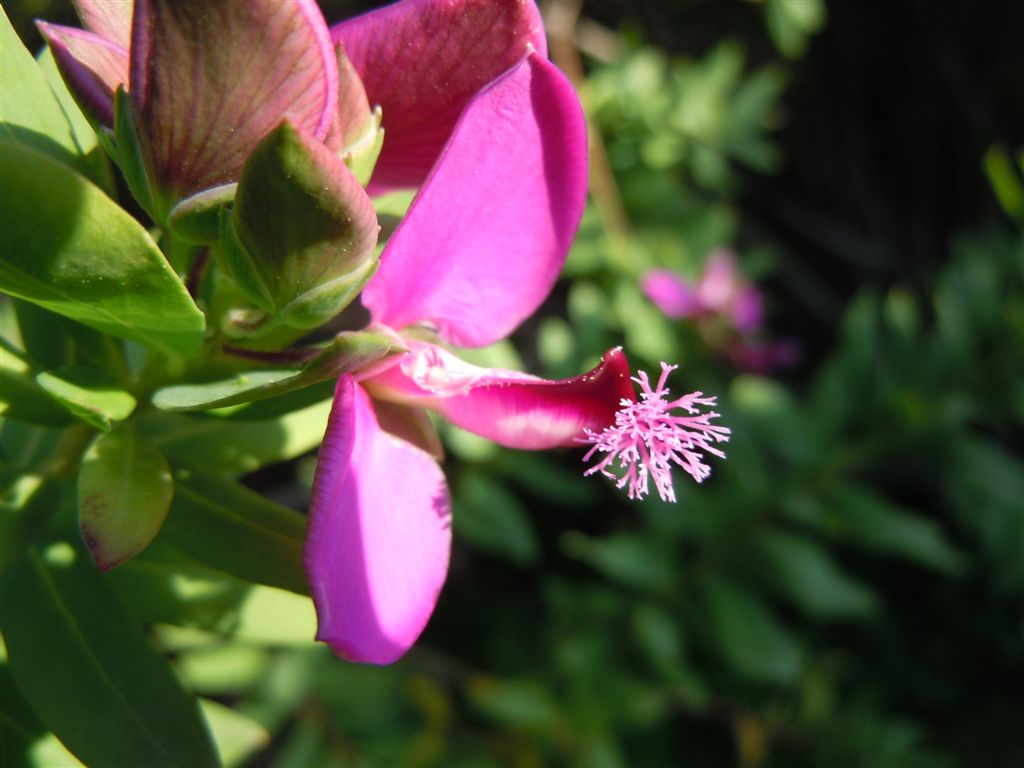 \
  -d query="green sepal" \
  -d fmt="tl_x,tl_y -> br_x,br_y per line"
221,119 -> 379,333
112,86 -> 164,224
168,183 -> 238,244
342,106 -> 384,187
